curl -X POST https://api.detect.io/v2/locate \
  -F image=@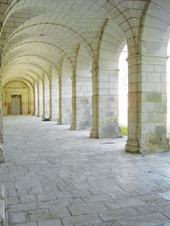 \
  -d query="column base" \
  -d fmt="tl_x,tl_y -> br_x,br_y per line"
90,128 -> 98,138
125,140 -> 170,154
70,123 -> 76,130
57,119 -> 62,125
